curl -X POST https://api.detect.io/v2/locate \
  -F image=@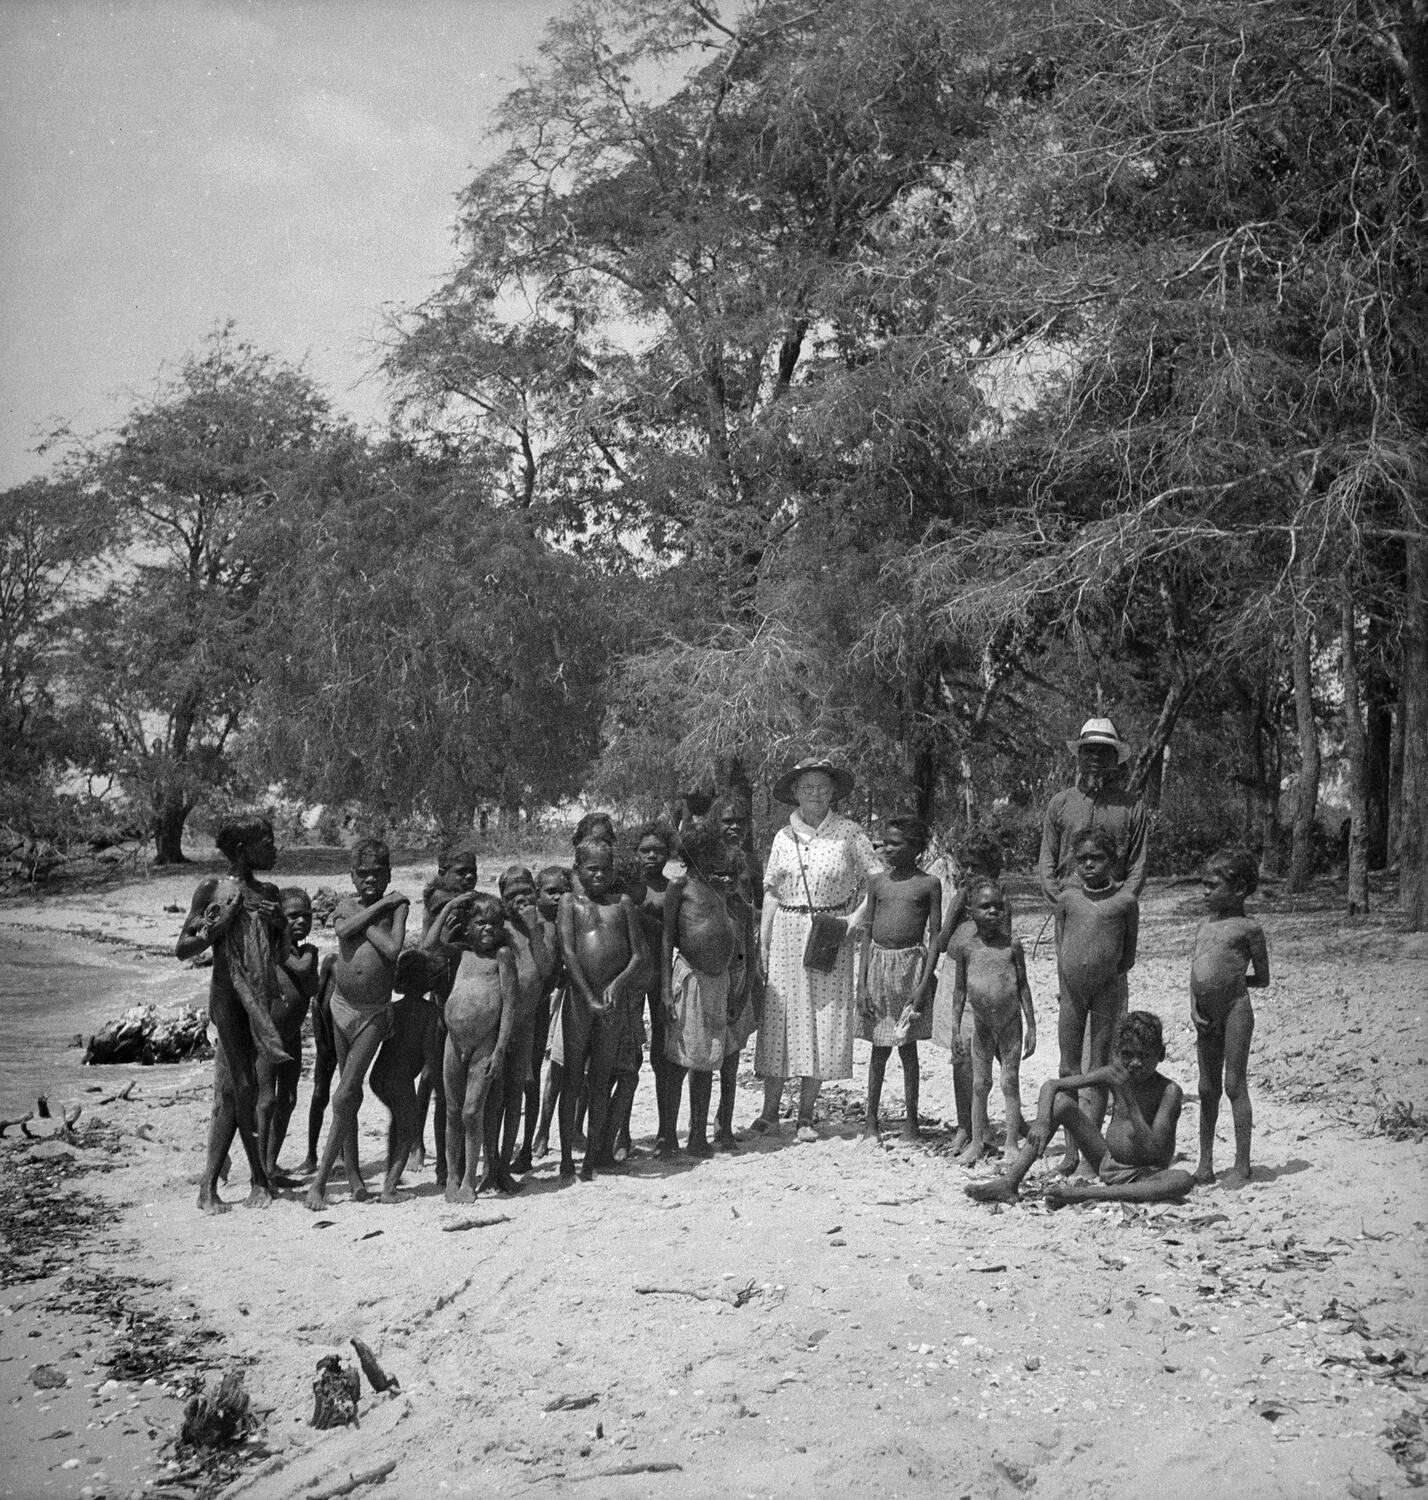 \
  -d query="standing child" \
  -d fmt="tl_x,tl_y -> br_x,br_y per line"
1191,847 -> 1270,1189
300,955 -> 337,1178
1053,826 -> 1138,1173
857,817 -> 942,1144
558,840 -> 647,1181
424,894 -> 519,1203
526,865 -> 571,1165
305,839 -> 409,1210
630,823 -> 677,1155
368,949 -> 436,1202
949,880 -> 1035,1164
966,1011 -> 1193,1205
661,821 -> 742,1156
930,831 -> 1008,1151
257,887 -> 320,1185
715,865 -> 761,1150
176,816 -> 290,1213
